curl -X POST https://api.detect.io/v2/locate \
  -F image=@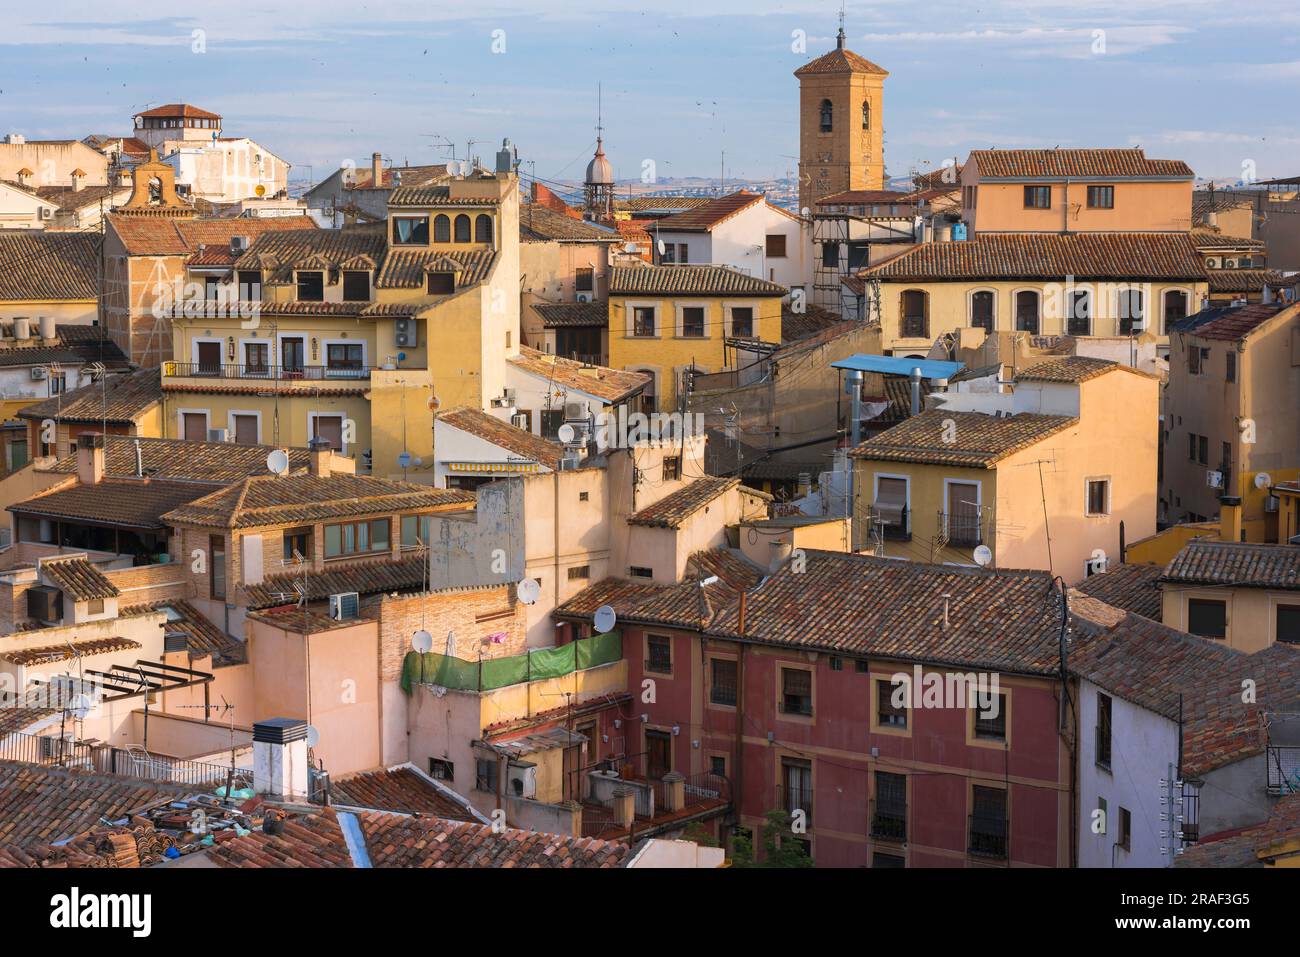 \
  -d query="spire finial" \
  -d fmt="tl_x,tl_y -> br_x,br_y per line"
837,4 -> 846,49
596,83 -> 603,145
